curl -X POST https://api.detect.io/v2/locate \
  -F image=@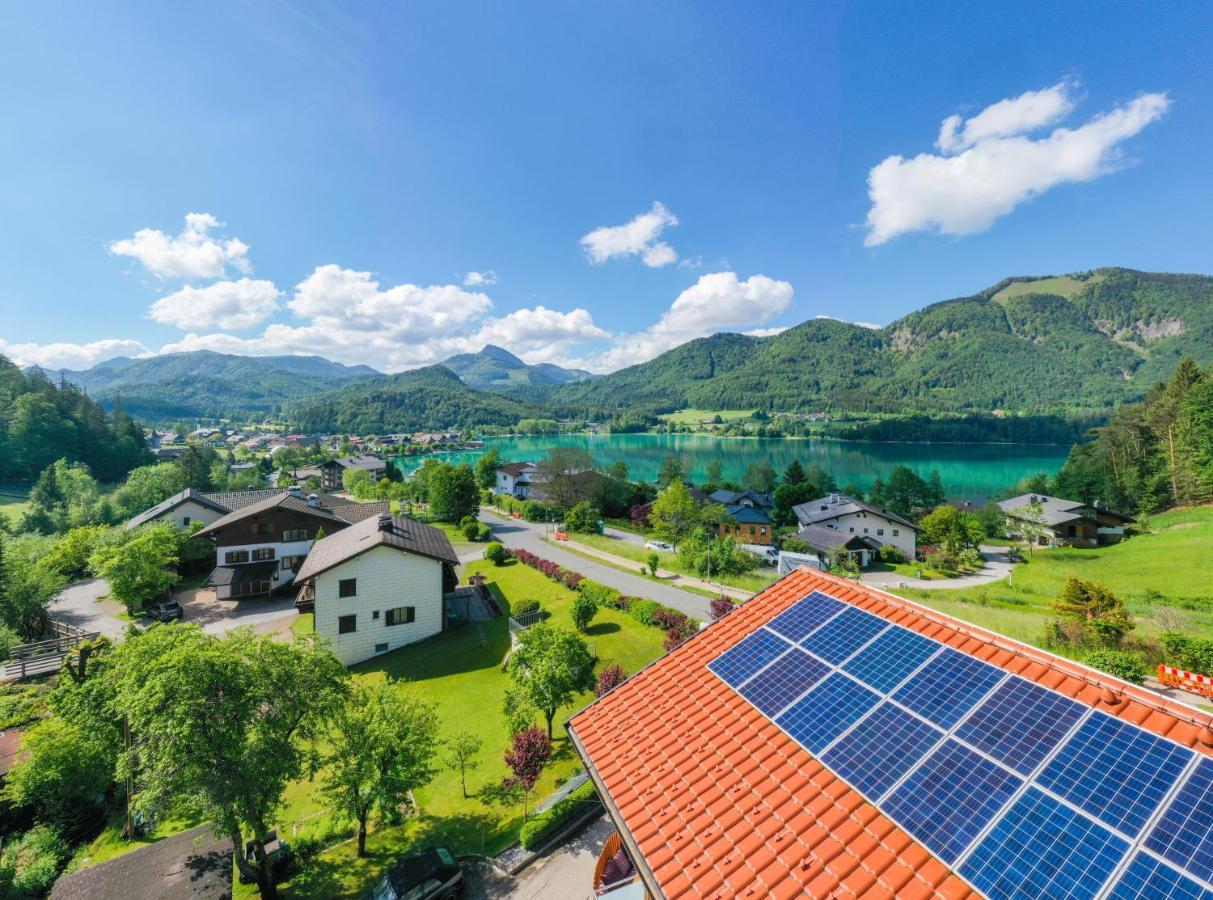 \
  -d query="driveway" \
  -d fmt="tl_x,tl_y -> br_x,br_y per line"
603,525 -> 645,546
464,814 -> 613,899
48,579 -> 127,639
861,544 -> 1016,591
479,512 -> 710,620
176,587 -> 298,637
